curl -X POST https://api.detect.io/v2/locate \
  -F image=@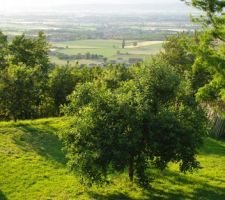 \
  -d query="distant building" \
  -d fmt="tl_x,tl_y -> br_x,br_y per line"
98,63 -> 105,67
116,58 -> 126,64
109,60 -> 117,64
128,58 -> 143,64
50,48 -> 57,52
89,63 -> 96,67
80,64 -> 86,68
